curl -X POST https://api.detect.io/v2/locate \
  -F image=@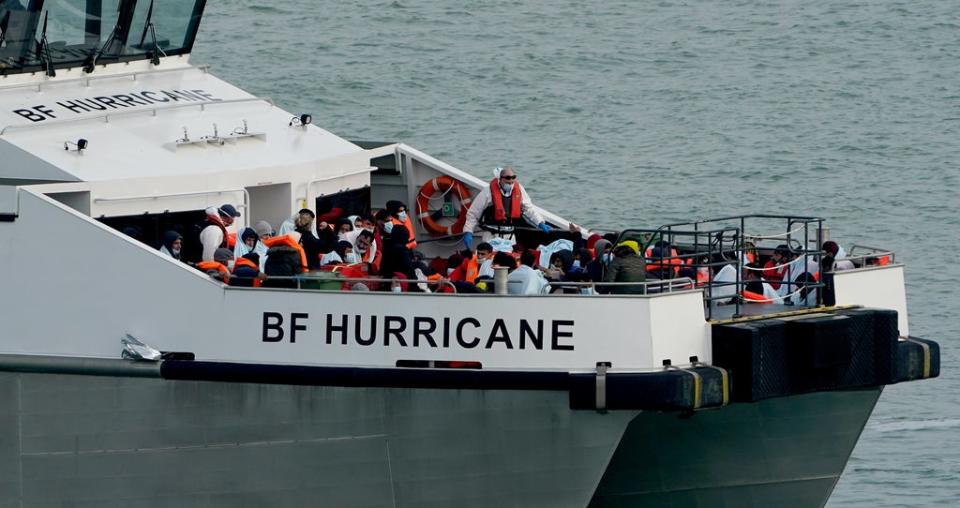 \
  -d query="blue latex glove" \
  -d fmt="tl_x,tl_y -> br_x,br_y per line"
538,222 -> 551,233
463,231 -> 474,249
